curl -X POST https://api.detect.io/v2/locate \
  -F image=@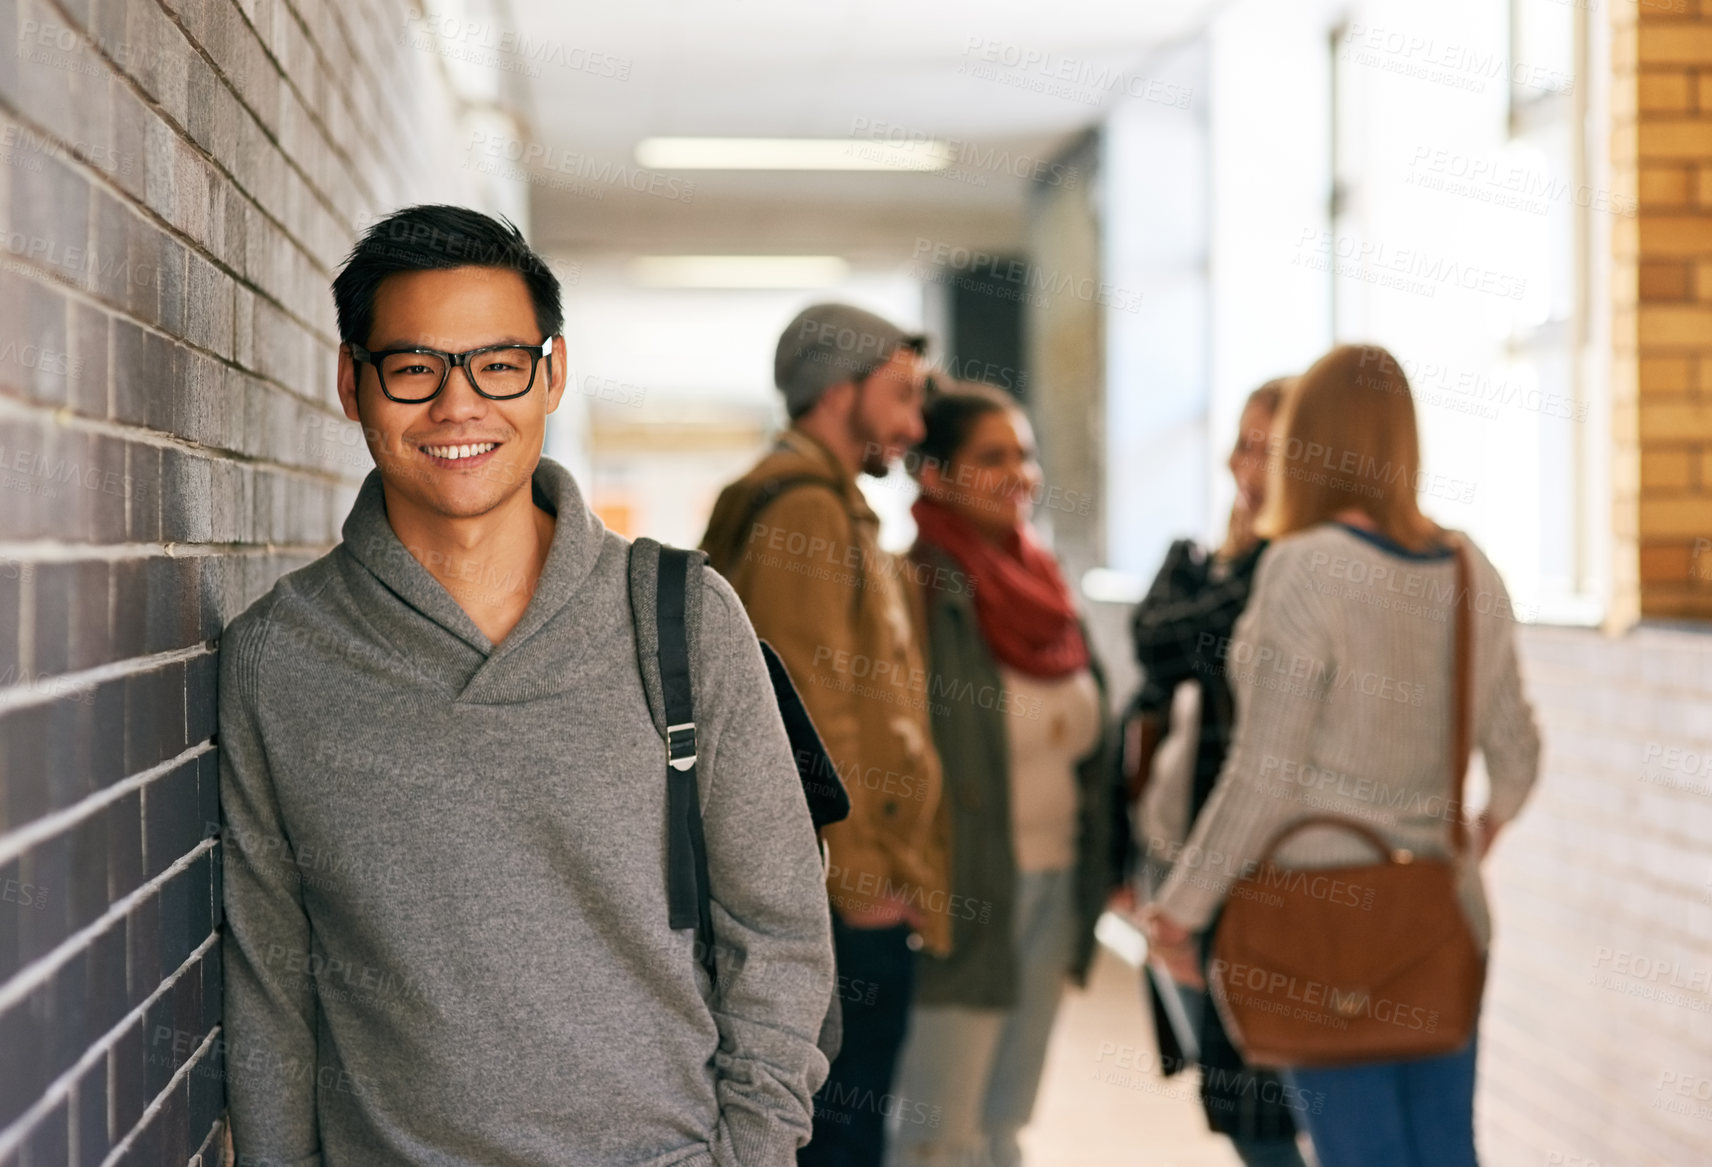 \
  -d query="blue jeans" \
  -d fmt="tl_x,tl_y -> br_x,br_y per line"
1281,1029 -> 1480,1167
799,917 -> 918,1167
